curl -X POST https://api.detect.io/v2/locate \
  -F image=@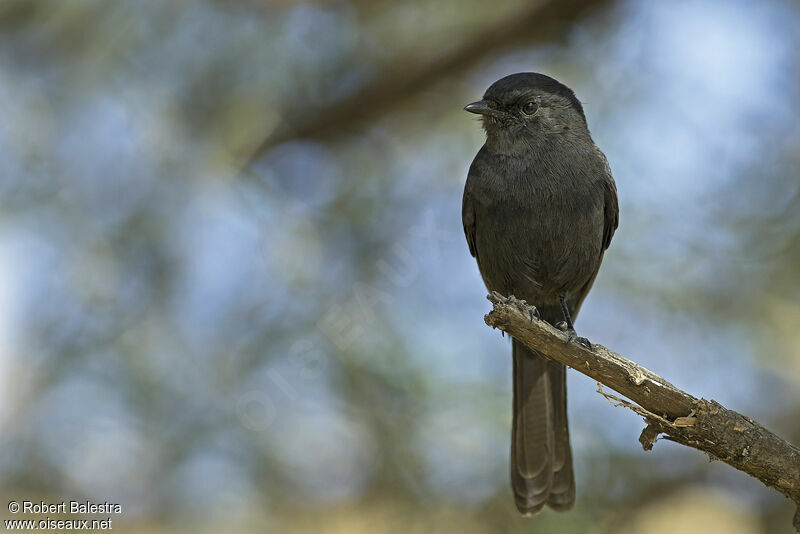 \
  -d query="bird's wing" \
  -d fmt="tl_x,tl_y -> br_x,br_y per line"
571,176 -> 619,318
462,178 -> 478,260
601,176 -> 619,252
